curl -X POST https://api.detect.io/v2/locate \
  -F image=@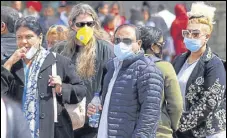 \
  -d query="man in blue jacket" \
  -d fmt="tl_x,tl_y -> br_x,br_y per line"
88,24 -> 164,138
